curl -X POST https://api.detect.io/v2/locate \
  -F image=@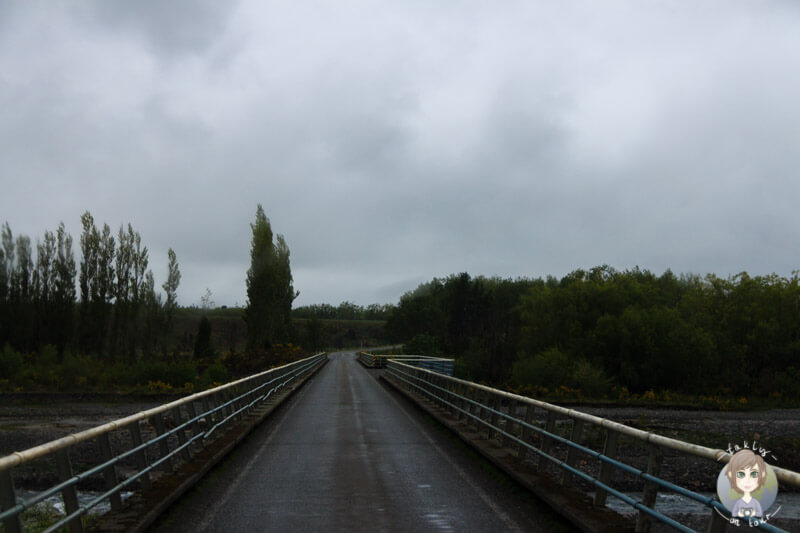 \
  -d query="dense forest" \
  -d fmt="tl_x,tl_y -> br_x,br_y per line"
0,214 -> 179,363
0,207 -> 307,392
387,267 -> 800,401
